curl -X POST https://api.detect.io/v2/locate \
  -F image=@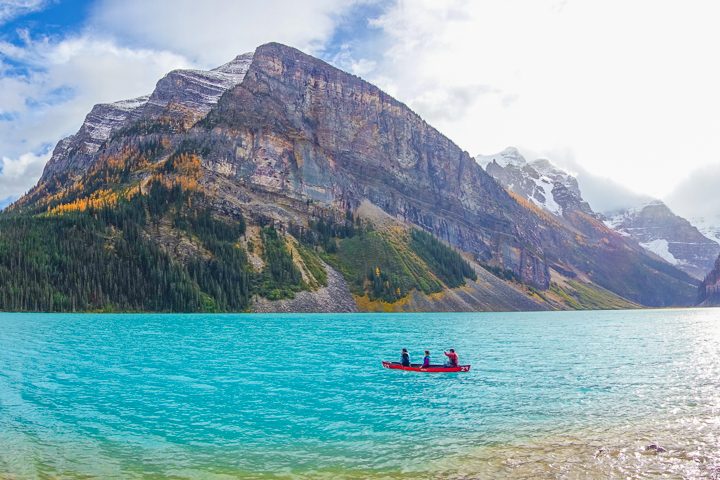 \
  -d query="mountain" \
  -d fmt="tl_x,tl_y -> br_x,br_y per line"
698,255 -> 720,306
37,53 -> 254,185
687,214 -> 720,246
477,147 -> 593,217
479,149 -> 719,281
604,201 -> 720,280
1,43 -> 700,312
